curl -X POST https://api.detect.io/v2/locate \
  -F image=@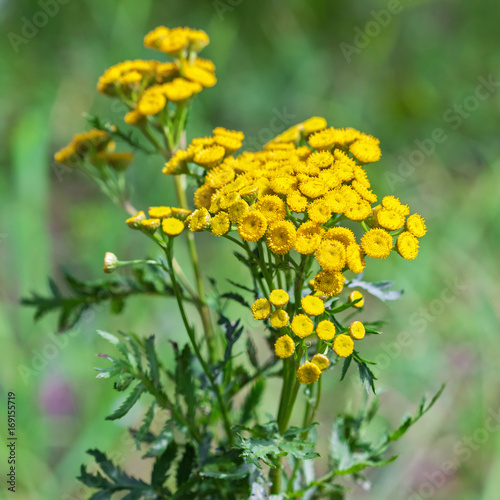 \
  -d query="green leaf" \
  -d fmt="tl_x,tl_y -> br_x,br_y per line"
106,383 -> 145,421
144,425 -> 174,458
133,401 -> 157,449
176,444 -> 196,487
340,355 -> 353,381
175,345 -> 197,421
353,353 -> 377,393
240,377 -> 264,425
145,336 -> 159,385
151,441 -> 178,488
